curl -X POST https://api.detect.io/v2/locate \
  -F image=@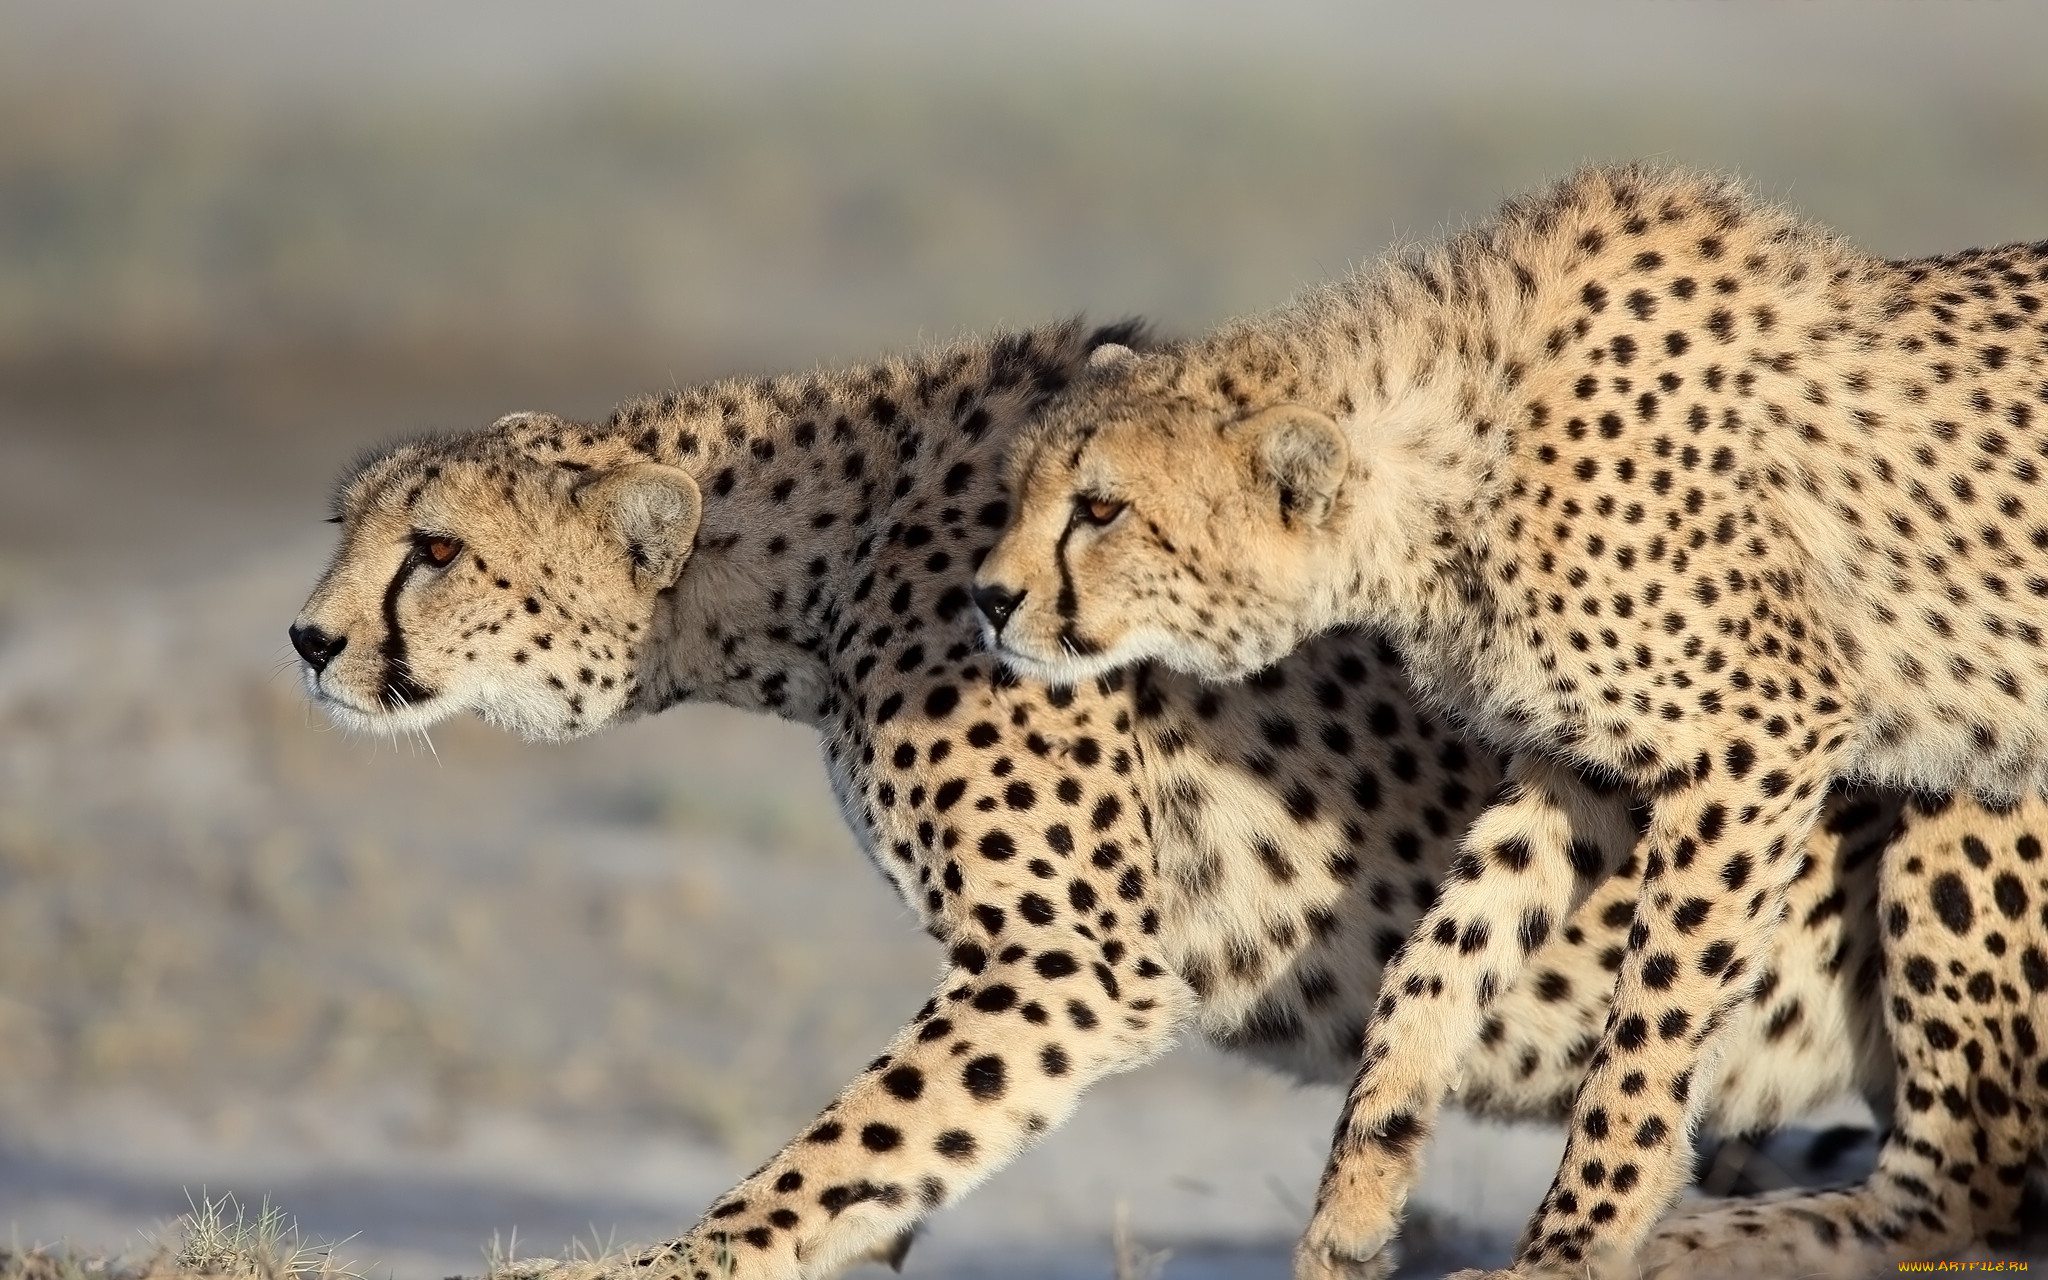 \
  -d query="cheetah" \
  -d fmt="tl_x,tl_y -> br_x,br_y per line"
976,164 -> 2048,1275
1637,792 -> 2048,1279
291,317 -> 2036,1279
